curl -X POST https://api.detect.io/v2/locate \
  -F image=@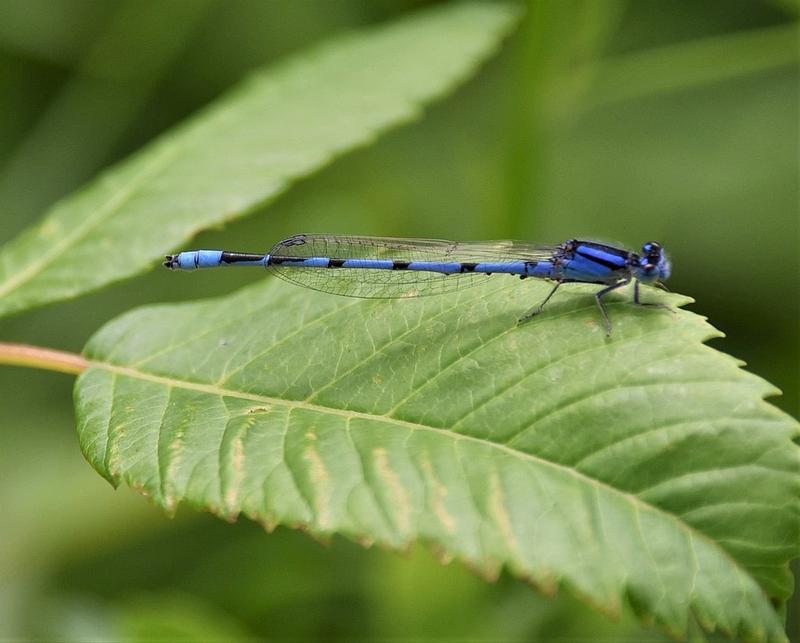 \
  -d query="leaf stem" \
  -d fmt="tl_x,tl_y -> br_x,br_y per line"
0,342 -> 87,375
